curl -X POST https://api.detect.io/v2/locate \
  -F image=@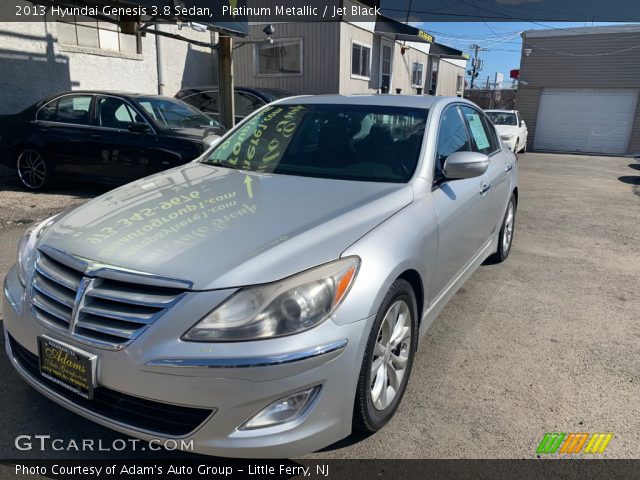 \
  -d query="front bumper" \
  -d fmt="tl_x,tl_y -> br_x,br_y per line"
3,267 -> 373,458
